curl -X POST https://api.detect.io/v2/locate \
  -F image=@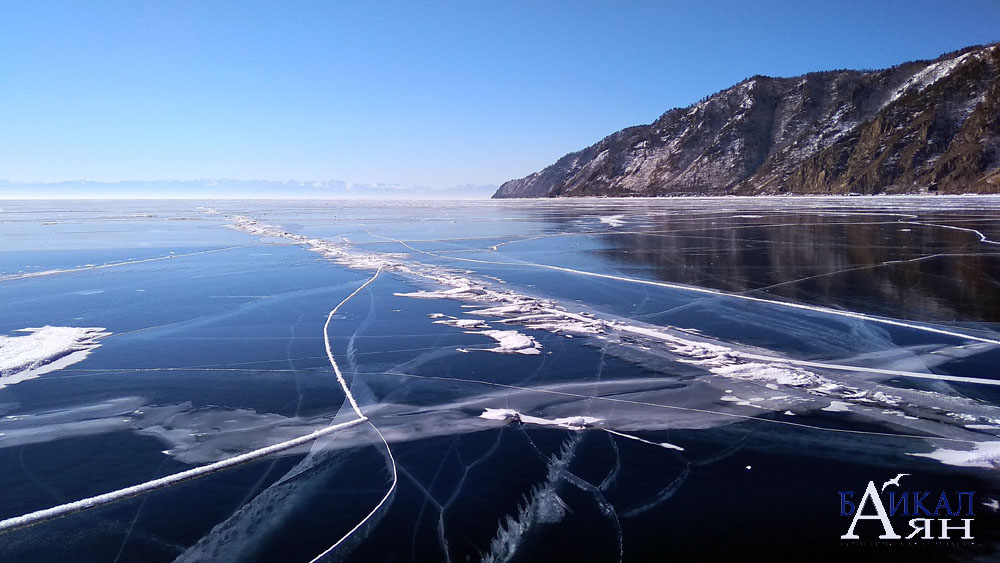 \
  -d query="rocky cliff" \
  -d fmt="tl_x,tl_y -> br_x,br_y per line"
494,44 -> 1000,197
